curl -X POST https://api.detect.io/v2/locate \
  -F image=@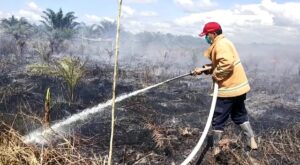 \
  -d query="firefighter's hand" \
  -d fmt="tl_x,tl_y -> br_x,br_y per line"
191,67 -> 203,76
202,64 -> 212,75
